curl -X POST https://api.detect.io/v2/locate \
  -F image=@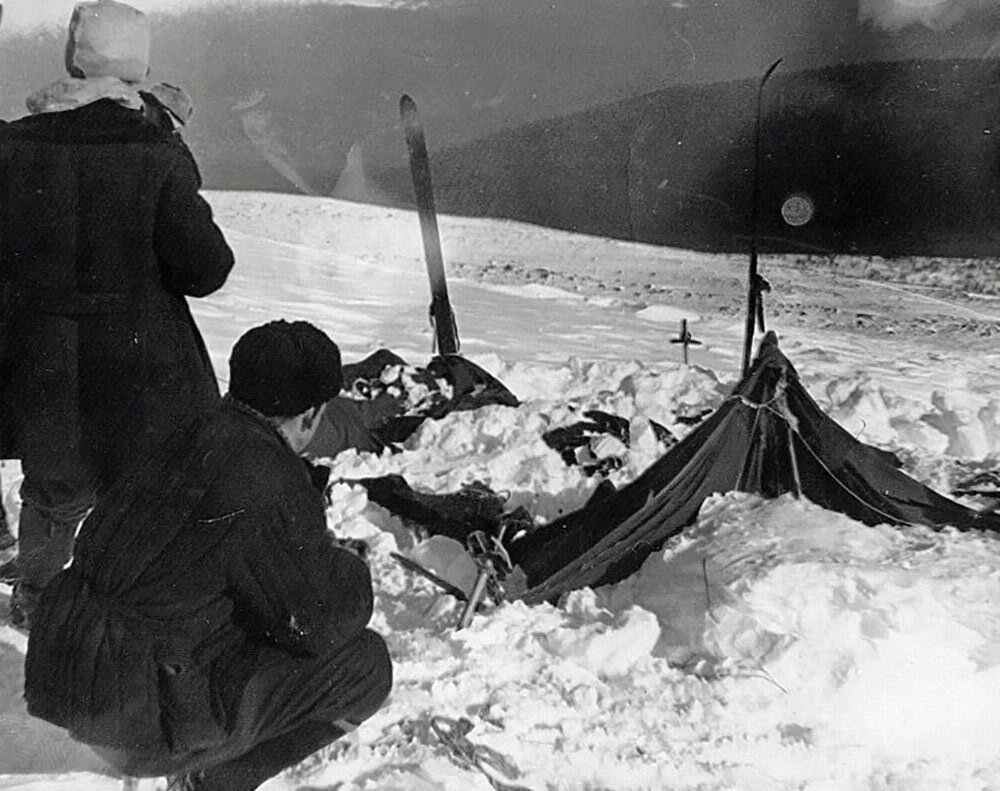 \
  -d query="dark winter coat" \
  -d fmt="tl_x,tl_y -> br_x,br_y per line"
25,398 -> 374,756
0,99 -> 234,479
